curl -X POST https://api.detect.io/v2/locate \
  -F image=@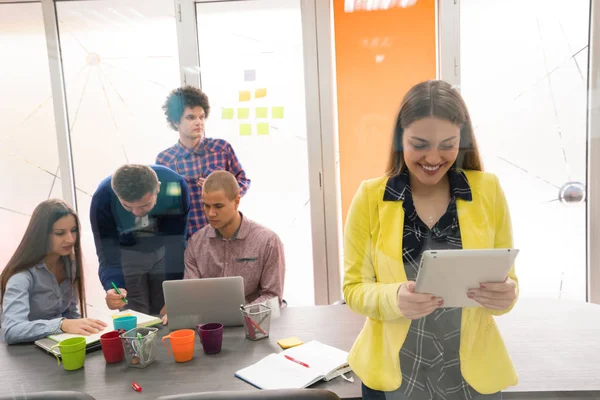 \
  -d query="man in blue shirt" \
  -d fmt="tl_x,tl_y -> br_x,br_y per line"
90,164 -> 190,316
